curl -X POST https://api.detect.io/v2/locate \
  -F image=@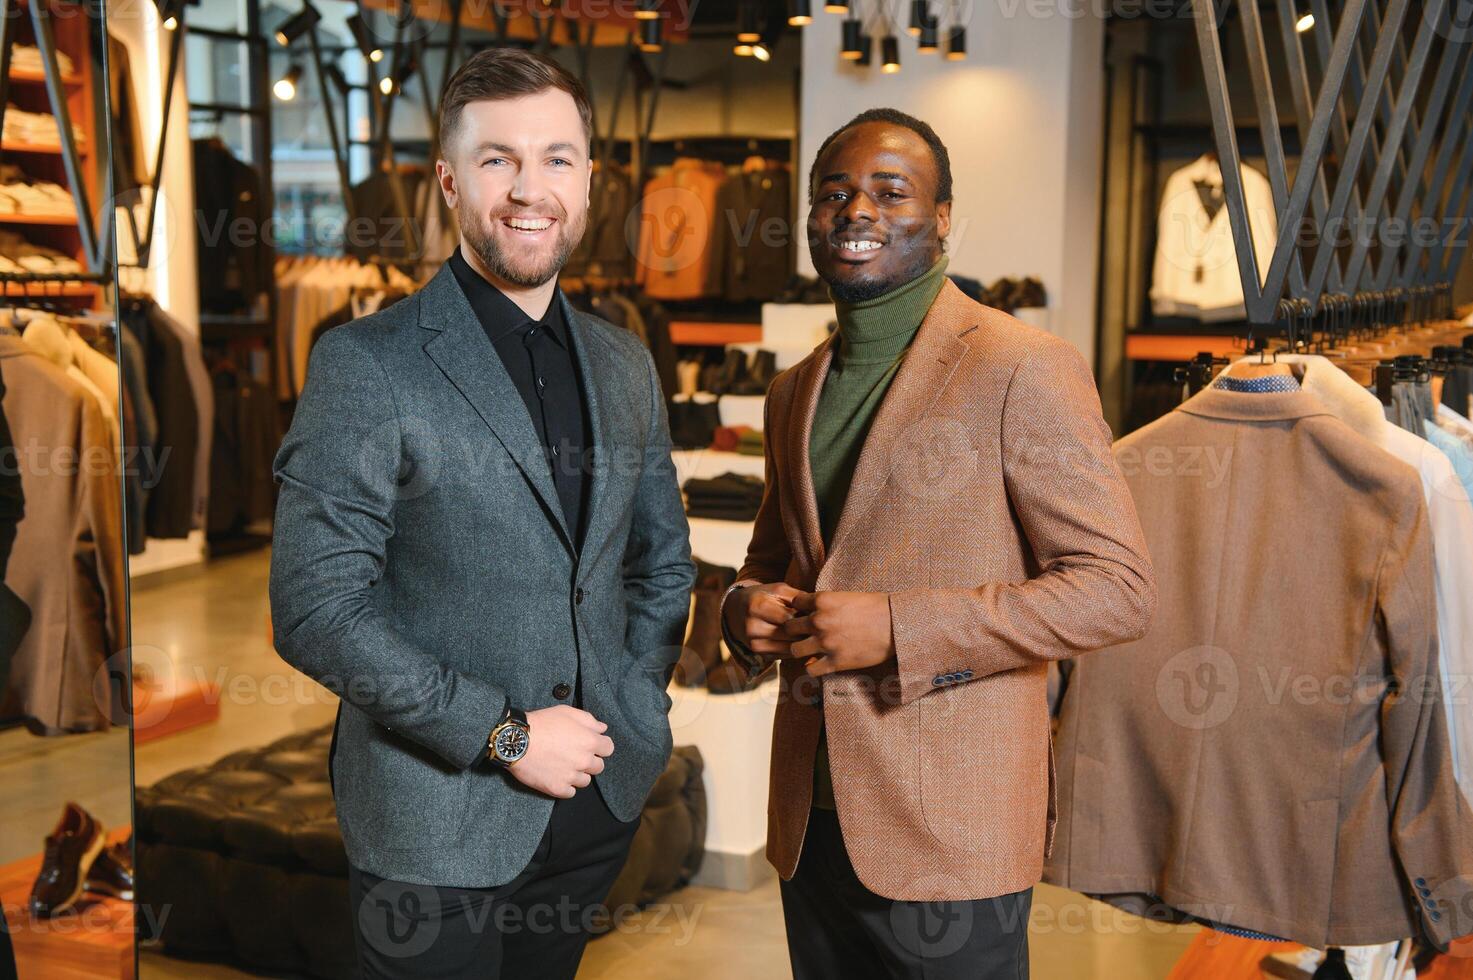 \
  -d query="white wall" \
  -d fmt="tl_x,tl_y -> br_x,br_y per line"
111,10 -> 209,575
798,4 -> 1105,362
